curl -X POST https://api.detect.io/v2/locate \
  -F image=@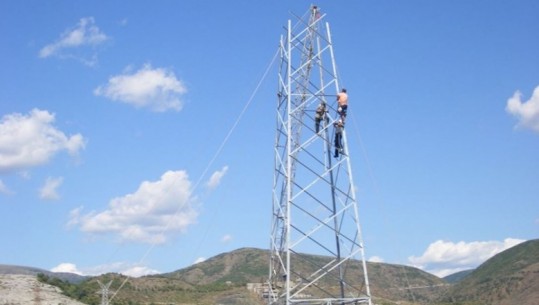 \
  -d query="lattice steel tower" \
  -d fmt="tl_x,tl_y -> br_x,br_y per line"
268,6 -> 372,305
97,280 -> 112,305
